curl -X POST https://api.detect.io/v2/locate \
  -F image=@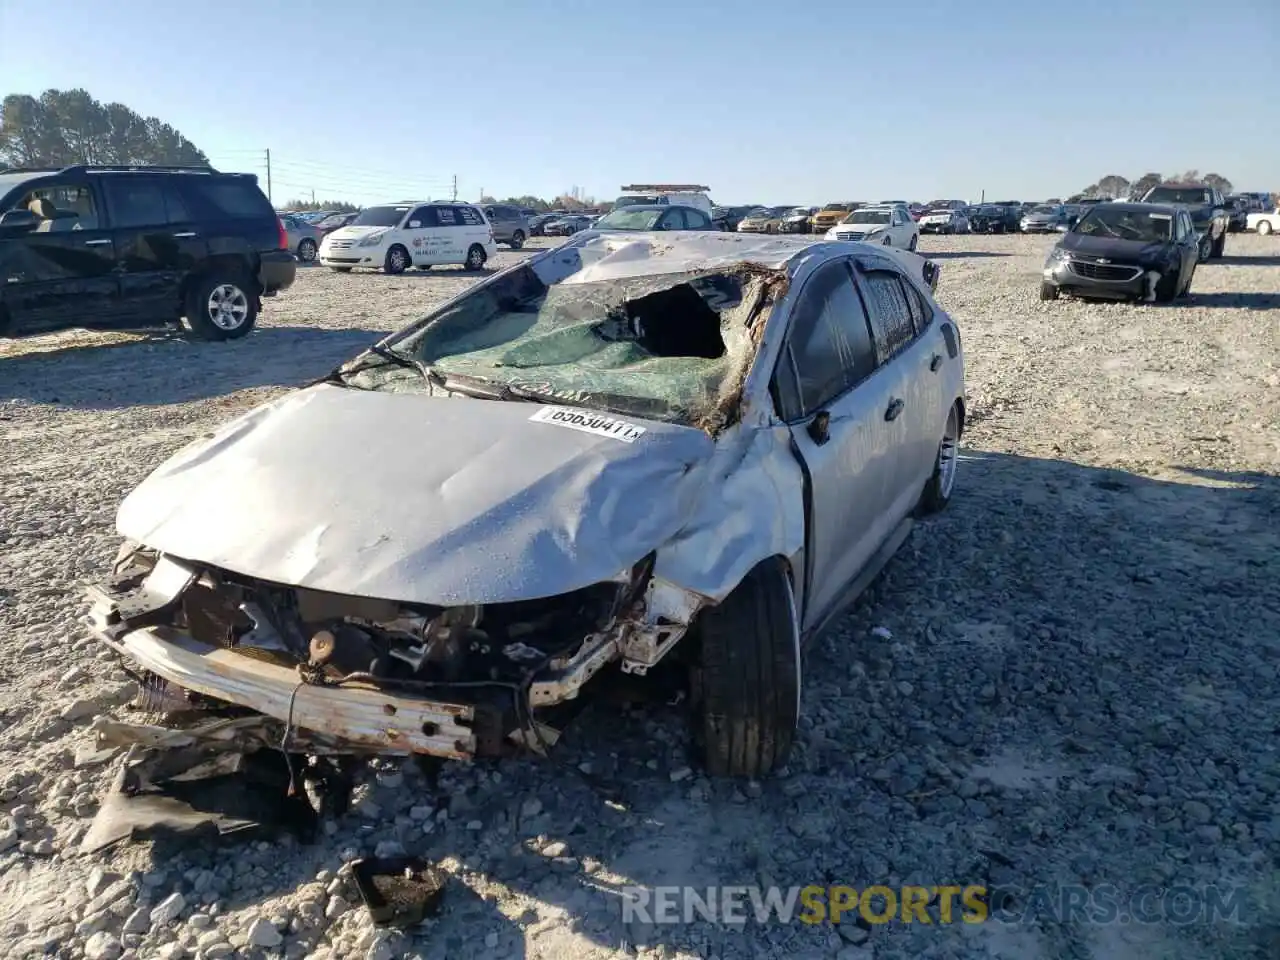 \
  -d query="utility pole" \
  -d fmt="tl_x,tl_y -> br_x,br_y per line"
265,149 -> 272,203
451,175 -> 458,201
311,188 -> 316,205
